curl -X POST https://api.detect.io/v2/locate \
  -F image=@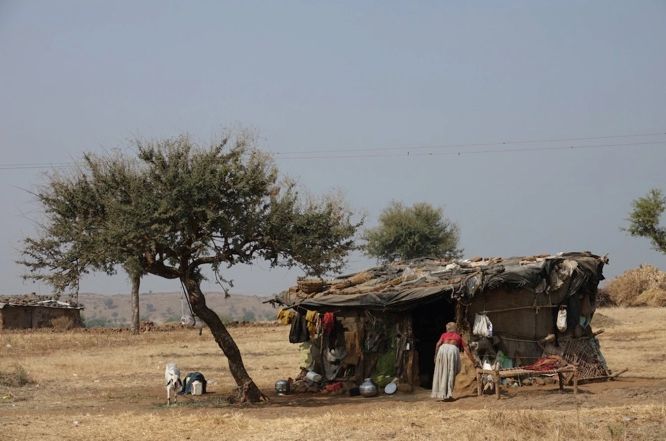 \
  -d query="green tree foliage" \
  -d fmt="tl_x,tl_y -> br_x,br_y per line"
19,152 -> 148,332
364,201 -> 462,261
627,188 -> 666,254
20,132 -> 360,402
